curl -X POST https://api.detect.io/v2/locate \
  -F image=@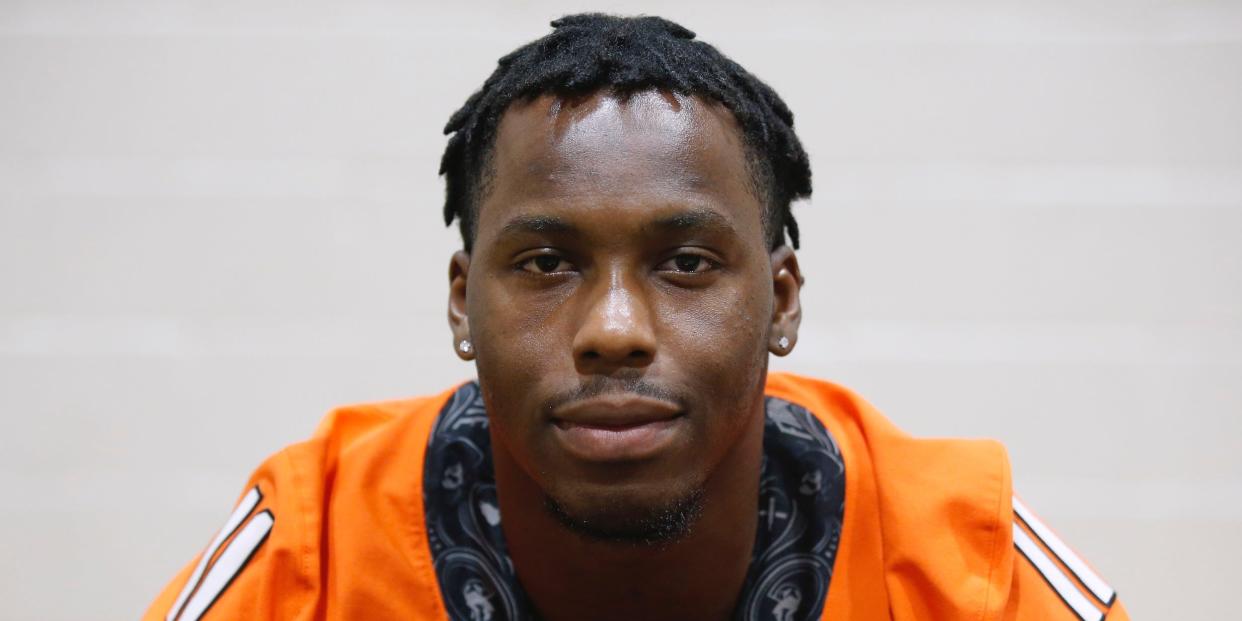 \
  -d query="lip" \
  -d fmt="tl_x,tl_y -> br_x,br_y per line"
550,395 -> 686,462
552,394 -> 682,427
